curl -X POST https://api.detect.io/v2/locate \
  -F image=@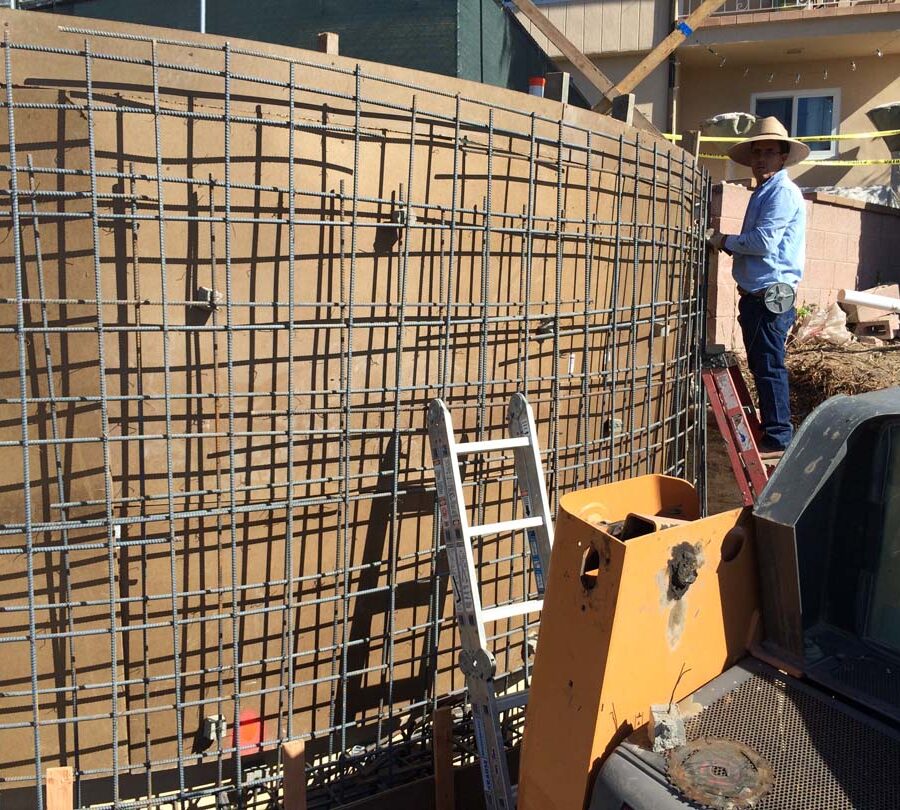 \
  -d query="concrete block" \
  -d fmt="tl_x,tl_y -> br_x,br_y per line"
829,262 -> 855,292
649,704 -> 685,753
853,317 -> 898,339
841,284 -> 900,323
803,259 -> 834,290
